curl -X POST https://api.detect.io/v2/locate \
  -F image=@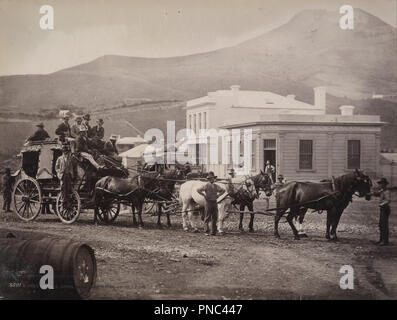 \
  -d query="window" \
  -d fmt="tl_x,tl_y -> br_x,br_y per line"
347,140 -> 360,169
299,140 -> 313,170
227,138 -> 238,167
203,112 -> 207,129
198,113 -> 201,131
188,115 -> 192,130
251,140 -> 256,170
229,140 -> 233,166
264,139 -> 276,149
